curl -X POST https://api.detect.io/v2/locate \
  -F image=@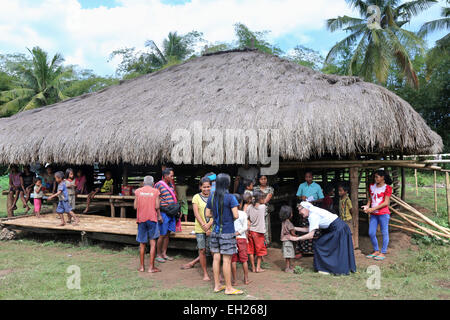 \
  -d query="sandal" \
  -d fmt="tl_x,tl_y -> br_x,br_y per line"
374,256 -> 385,261
214,285 -> 226,293
155,257 -> 166,263
225,289 -> 244,295
366,253 -> 378,259
163,256 -> 174,261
